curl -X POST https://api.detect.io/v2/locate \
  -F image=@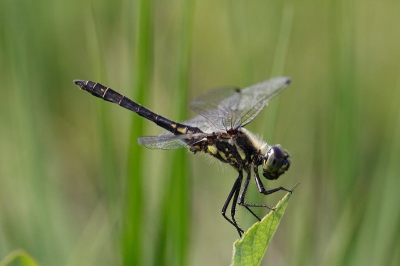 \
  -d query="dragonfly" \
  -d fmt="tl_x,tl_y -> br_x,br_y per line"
74,77 -> 292,236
